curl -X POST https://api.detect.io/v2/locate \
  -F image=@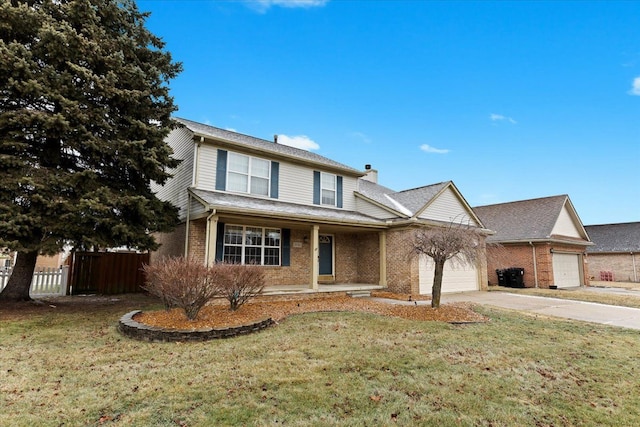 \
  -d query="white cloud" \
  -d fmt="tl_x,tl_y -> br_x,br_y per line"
349,131 -> 372,144
248,0 -> 329,12
420,144 -> 449,154
490,113 -> 517,124
629,77 -> 640,96
277,134 -> 320,151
